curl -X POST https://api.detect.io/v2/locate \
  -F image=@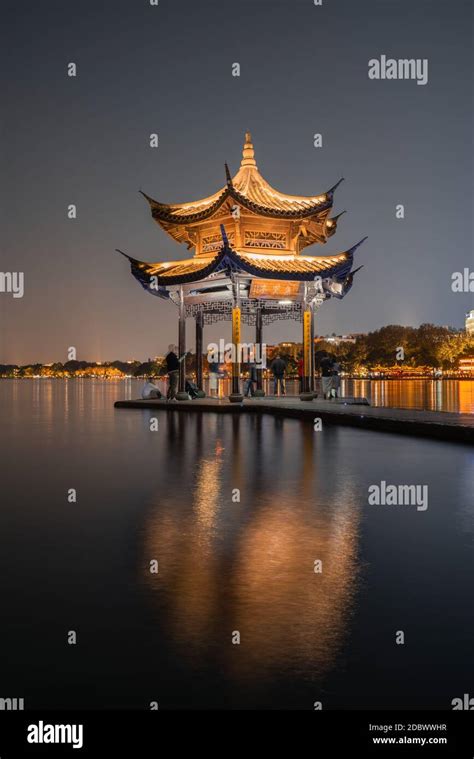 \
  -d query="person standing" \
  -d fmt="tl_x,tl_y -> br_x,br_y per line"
330,360 -> 341,398
244,360 -> 258,398
165,344 -> 180,401
271,354 -> 286,396
207,353 -> 219,398
320,353 -> 334,400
